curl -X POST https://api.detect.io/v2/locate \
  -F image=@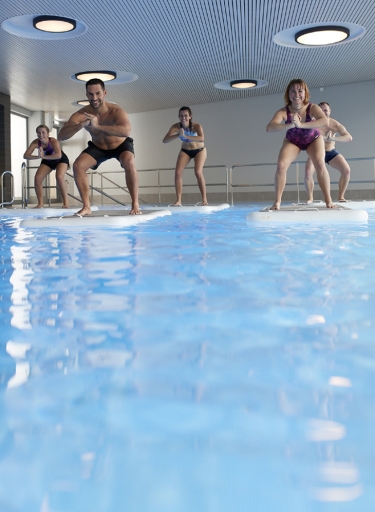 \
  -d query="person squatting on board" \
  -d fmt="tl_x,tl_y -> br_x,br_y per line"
58,78 -> 140,216
304,102 -> 352,203
163,106 -> 208,206
266,78 -> 334,210
23,124 -> 70,209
